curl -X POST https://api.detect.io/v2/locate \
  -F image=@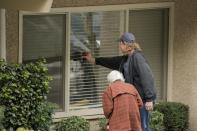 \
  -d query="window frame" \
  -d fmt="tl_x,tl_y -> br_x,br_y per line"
19,2 -> 174,119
